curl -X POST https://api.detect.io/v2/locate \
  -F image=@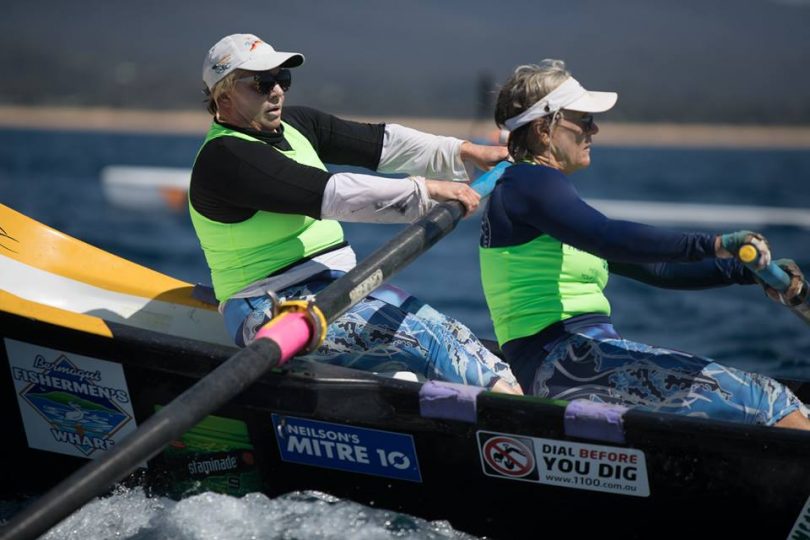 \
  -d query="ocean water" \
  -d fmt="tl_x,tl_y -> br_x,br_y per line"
3,489 -> 475,540
2,127 -> 810,538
